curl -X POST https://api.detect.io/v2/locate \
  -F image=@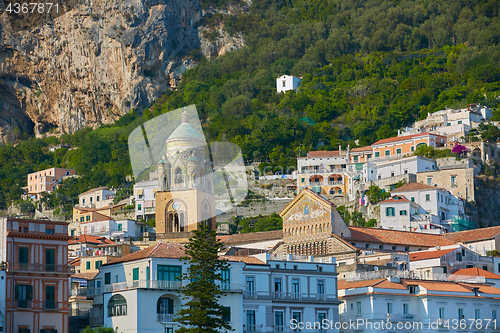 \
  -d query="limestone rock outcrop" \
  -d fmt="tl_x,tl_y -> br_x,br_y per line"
0,0 -> 245,142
